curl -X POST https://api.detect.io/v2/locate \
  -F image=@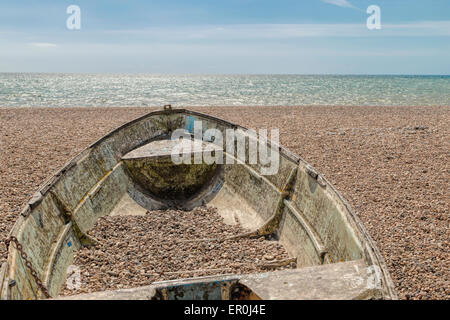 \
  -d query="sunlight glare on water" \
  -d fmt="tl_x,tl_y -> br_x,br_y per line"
0,73 -> 449,107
